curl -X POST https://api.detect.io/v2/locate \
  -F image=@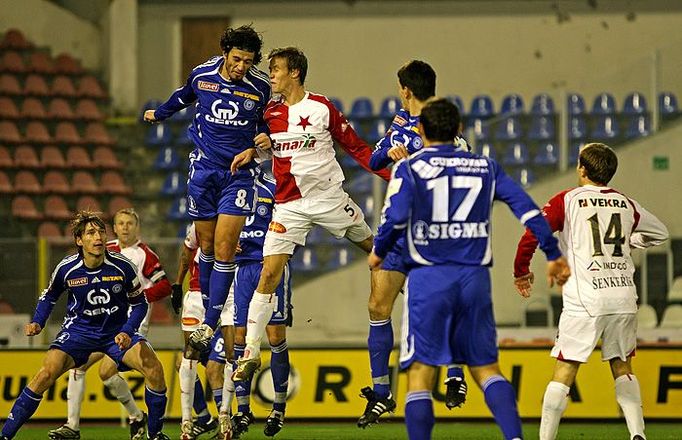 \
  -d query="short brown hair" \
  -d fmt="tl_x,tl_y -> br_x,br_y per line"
579,143 -> 618,185
268,47 -> 308,85
70,211 -> 106,247
113,207 -> 140,225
